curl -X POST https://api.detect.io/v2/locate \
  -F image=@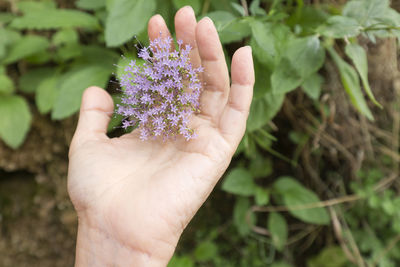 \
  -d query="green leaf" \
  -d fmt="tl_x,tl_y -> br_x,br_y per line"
2,35 -> 49,64
11,9 -> 100,30
0,13 -> 16,24
343,0 -> 390,27
105,0 -> 156,47
167,256 -> 194,267
0,95 -> 31,149
268,212 -> 288,251
19,67 -> 56,93
76,0 -> 107,10
233,197 -> 255,236
209,15 -> 250,44
247,91 -> 285,131
249,0 -> 267,16
251,21 -> 291,68
231,2 -> 245,16
317,16 -> 361,38
307,246 -> 348,267
249,155 -> 272,178
52,65 -> 111,119
345,43 -> 381,108
172,0 -> 201,15
0,74 -> 14,94
0,28 -> 22,59
194,241 -> 218,262
16,1 -> 56,13
274,176 -> 330,225
107,95 -> 124,132
222,168 -> 256,196
52,29 -> 79,46
255,187 -> 269,206
328,47 -> 374,121
253,58 -> 272,98
285,36 -> 325,79
302,73 -> 324,100
35,76 -> 59,114
271,58 -> 302,94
